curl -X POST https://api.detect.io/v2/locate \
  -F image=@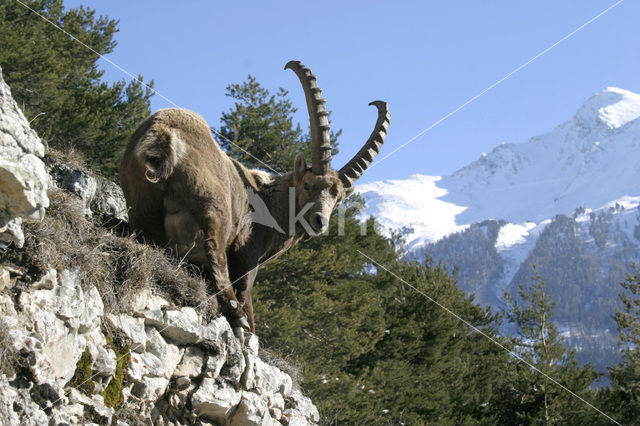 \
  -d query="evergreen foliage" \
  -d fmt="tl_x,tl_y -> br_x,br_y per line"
604,268 -> 640,423
0,0 -> 153,176
498,270 -> 599,425
215,75 -> 340,173
254,209 -> 510,424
